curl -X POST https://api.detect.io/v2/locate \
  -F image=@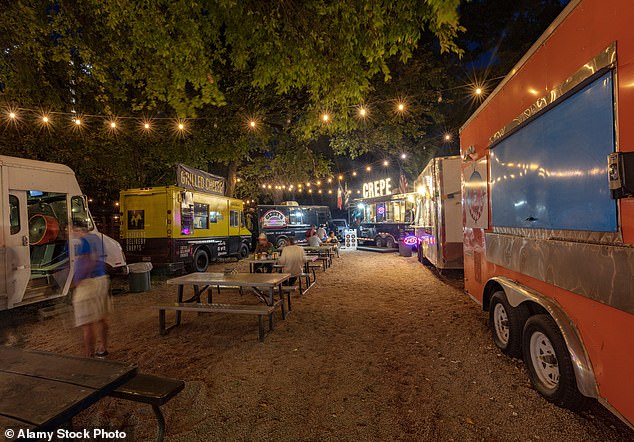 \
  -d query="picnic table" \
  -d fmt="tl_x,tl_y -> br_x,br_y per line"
0,346 -> 136,433
157,272 -> 291,341
301,245 -> 336,268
